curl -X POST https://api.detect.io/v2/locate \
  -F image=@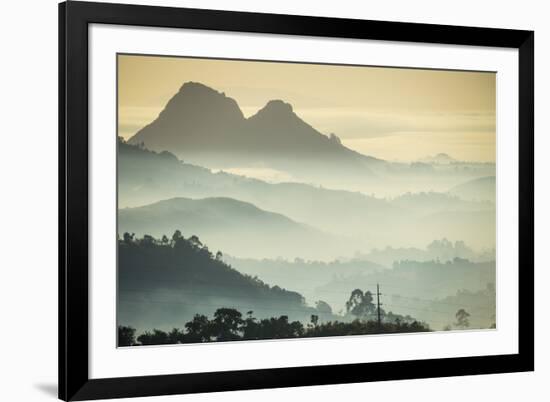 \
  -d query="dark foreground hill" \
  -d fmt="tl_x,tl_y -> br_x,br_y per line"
118,233 -> 322,332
